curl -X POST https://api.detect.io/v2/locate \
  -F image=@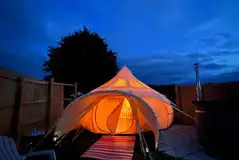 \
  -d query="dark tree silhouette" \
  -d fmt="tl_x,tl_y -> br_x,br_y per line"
43,27 -> 119,94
